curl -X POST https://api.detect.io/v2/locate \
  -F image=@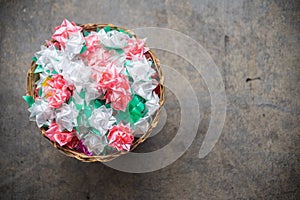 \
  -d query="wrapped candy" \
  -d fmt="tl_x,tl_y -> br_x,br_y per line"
25,19 -> 162,157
